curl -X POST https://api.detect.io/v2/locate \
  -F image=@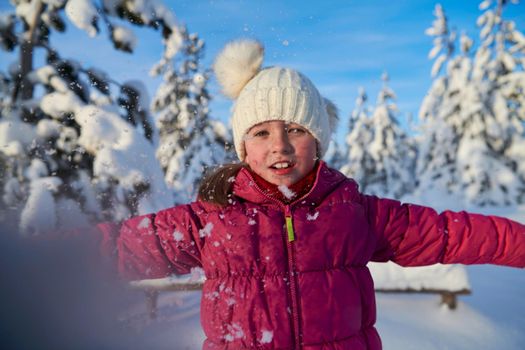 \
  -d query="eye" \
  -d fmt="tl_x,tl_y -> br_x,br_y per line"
253,129 -> 269,137
288,127 -> 306,134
